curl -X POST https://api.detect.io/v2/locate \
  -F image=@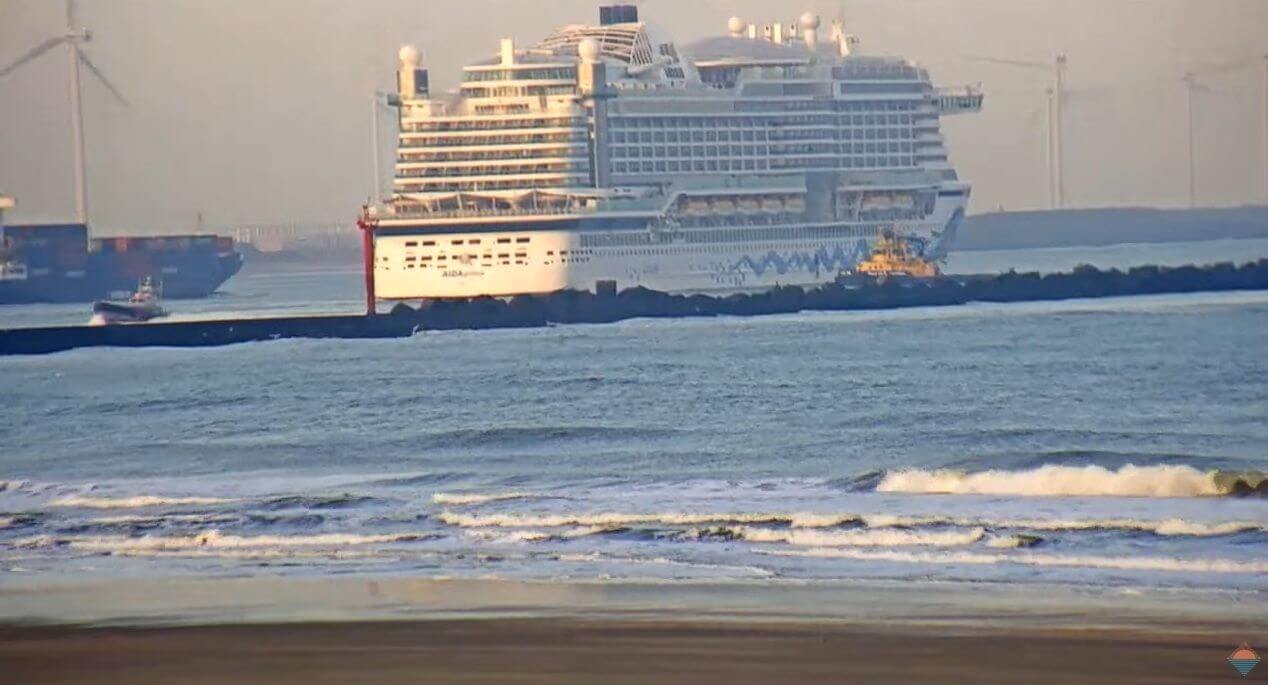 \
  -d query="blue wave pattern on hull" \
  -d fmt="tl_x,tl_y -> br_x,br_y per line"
731,240 -> 872,278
